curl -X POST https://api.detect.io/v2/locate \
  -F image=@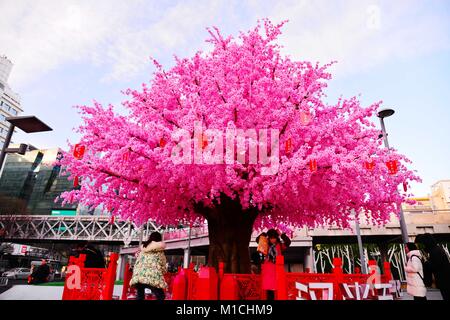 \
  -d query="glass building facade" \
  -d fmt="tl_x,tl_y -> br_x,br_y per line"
0,148 -> 77,215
